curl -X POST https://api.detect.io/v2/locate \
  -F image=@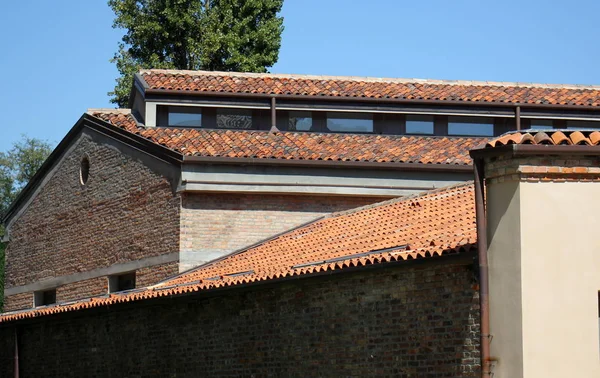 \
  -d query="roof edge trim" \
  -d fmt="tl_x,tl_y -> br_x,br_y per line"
182,155 -> 473,172
470,144 -> 600,159
143,88 -> 600,111
2,114 -> 183,226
